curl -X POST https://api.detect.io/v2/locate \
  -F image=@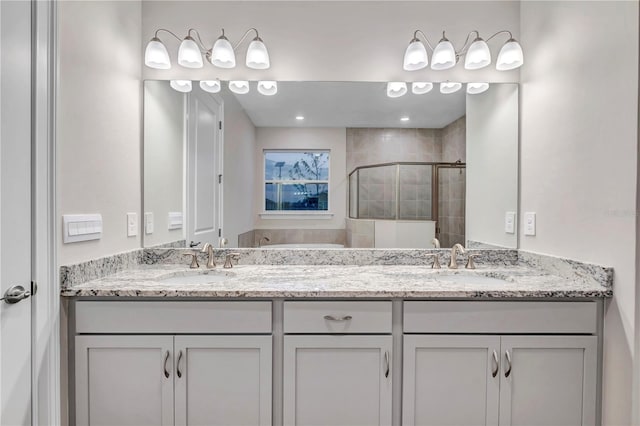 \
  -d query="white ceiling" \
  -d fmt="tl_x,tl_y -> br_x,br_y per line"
227,81 -> 466,129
